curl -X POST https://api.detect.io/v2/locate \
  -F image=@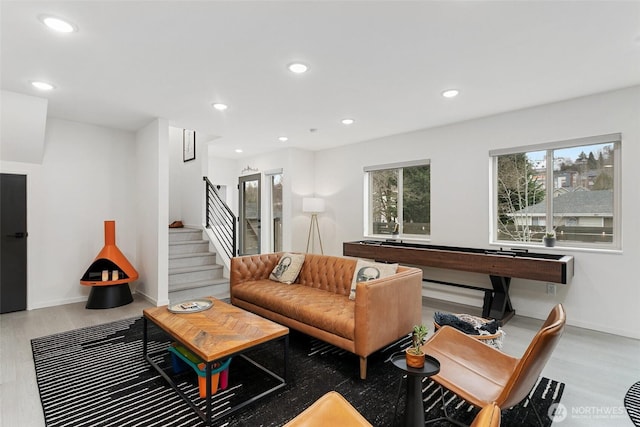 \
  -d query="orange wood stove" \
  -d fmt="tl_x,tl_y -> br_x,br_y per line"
80,220 -> 138,309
